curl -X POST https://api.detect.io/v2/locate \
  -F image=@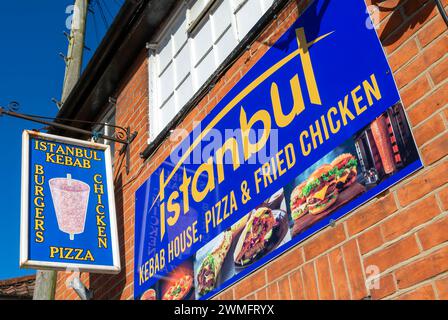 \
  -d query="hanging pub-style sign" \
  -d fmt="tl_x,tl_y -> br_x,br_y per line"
20,130 -> 120,273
